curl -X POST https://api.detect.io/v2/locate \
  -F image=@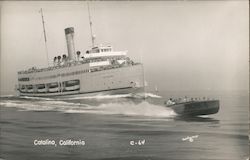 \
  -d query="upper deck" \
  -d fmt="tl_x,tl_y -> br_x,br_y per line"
18,45 -> 137,75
